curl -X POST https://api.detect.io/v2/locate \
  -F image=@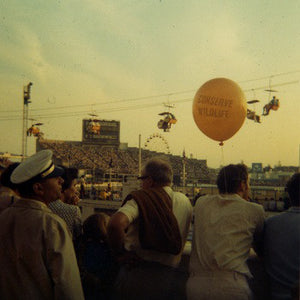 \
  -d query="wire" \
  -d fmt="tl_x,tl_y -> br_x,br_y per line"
0,72 -> 299,120
0,97 -> 192,121
239,70 -> 300,83
0,89 -> 195,114
243,80 -> 299,92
